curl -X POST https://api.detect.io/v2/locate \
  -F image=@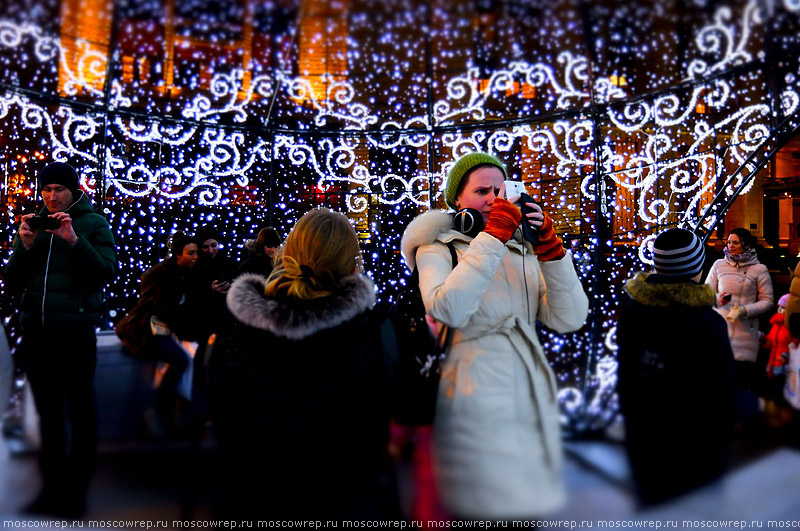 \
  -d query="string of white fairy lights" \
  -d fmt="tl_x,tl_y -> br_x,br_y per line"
0,0 -> 798,430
